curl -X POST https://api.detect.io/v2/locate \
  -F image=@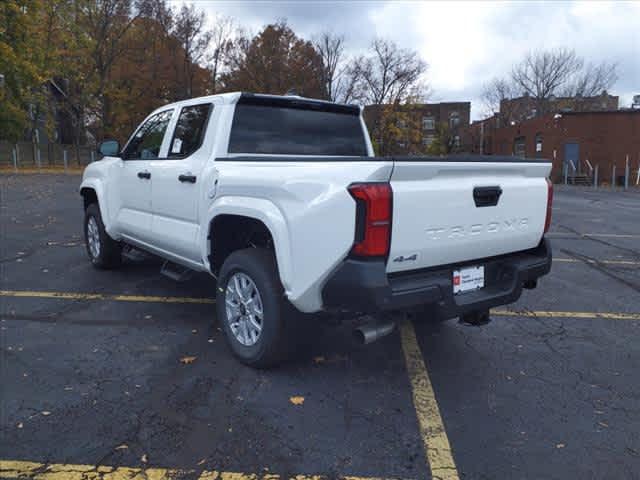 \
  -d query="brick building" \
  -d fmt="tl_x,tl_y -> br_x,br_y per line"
498,91 -> 619,126
363,102 -> 471,155
472,110 -> 640,185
